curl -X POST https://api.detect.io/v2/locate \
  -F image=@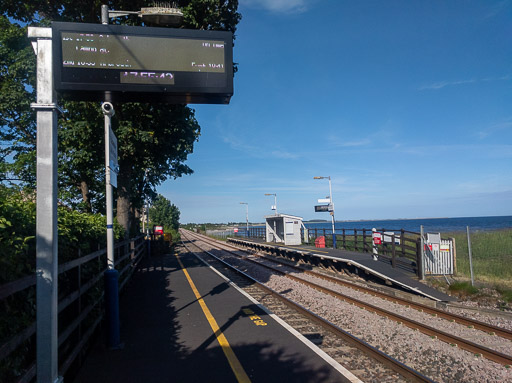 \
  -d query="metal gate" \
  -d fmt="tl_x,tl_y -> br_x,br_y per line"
424,234 -> 455,275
